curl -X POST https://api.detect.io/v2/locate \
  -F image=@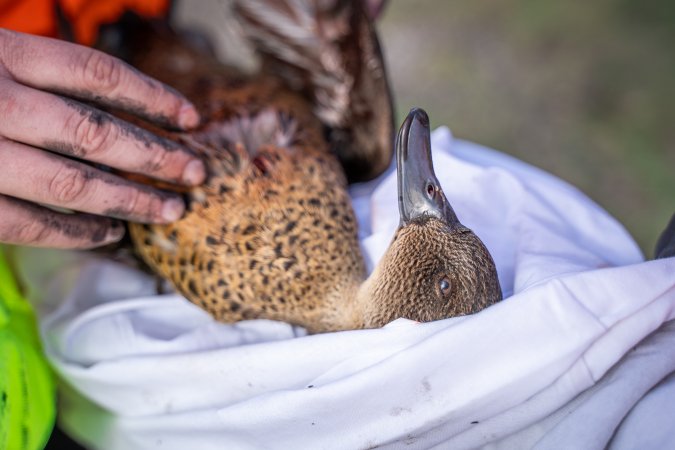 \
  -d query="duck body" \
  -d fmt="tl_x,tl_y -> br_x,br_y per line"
107,3 -> 379,333
131,83 -> 368,333
106,1 -> 501,333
